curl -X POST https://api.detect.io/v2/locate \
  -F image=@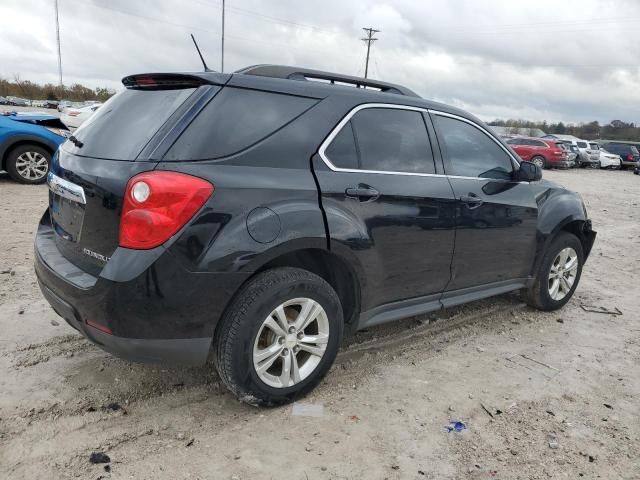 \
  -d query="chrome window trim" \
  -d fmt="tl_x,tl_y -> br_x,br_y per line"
317,103 -> 520,182
47,171 -> 86,204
